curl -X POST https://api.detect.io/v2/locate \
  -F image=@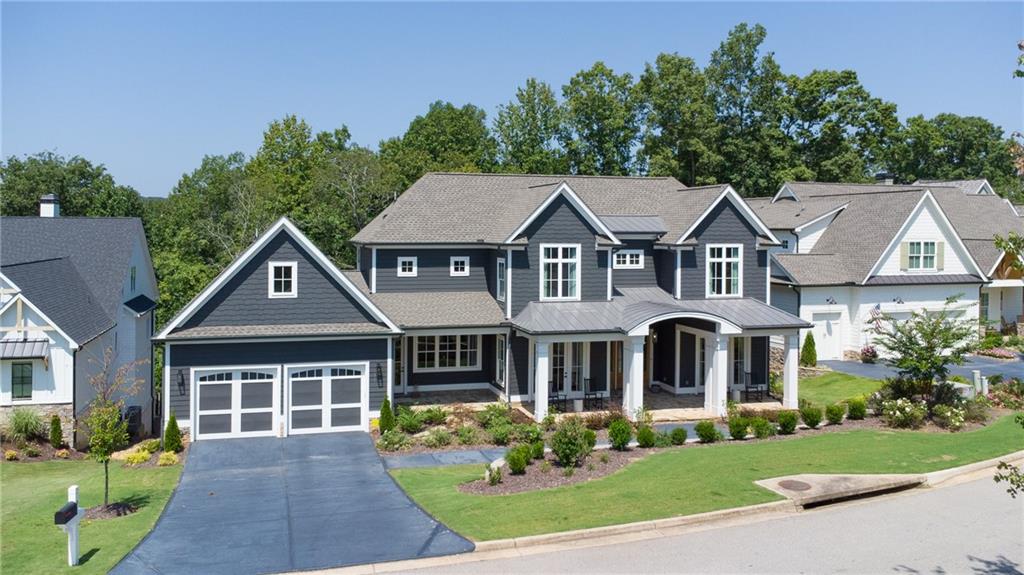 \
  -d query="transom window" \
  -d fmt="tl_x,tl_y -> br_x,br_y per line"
707,244 -> 742,297
908,241 -> 936,270
613,249 -> 644,270
11,362 -> 32,400
198,371 -> 233,382
268,261 -> 297,298
414,334 -> 480,372
540,244 -> 580,301
496,258 -> 507,302
397,257 -> 418,277
450,256 -> 470,277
